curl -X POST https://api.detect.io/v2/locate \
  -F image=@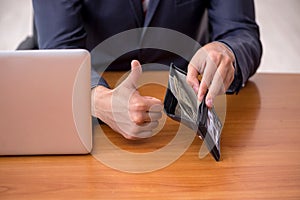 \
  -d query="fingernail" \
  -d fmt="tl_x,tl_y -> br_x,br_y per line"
206,98 -> 213,108
193,85 -> 199,93
131,60 -> 141,68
